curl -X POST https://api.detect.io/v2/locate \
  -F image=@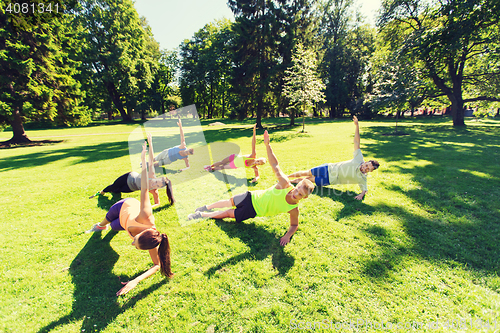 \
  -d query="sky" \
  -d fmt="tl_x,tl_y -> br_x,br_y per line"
133,0 -> 382,51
